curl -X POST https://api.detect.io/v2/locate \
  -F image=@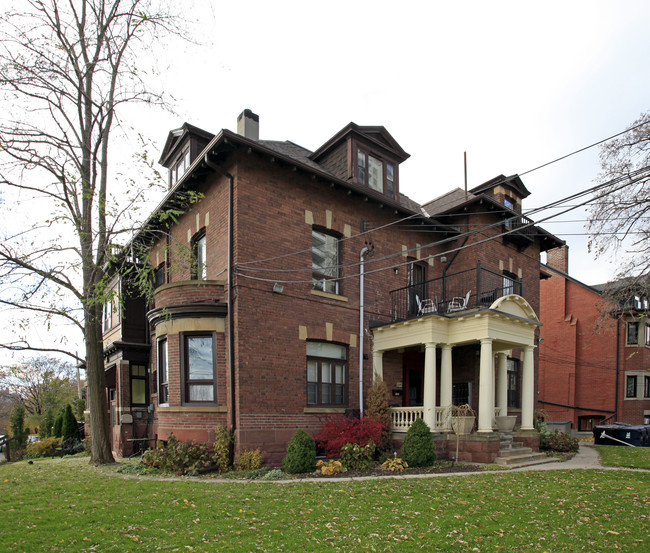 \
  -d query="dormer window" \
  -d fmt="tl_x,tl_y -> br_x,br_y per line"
504,196 -> 515,211
170,149 -> 190,187
356,148 -> 396,198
